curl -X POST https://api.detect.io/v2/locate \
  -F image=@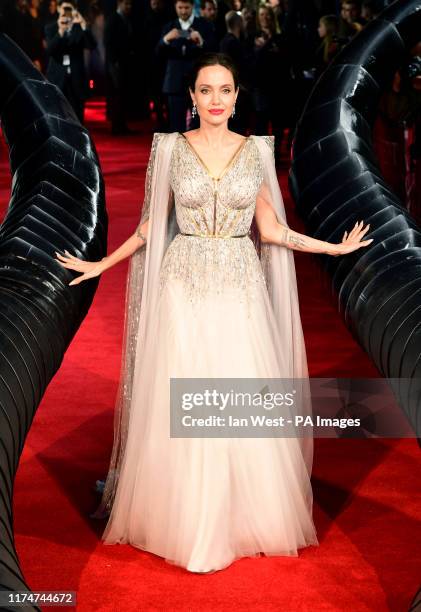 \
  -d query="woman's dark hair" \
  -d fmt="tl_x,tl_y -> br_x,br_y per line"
188,52 -> 240,91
